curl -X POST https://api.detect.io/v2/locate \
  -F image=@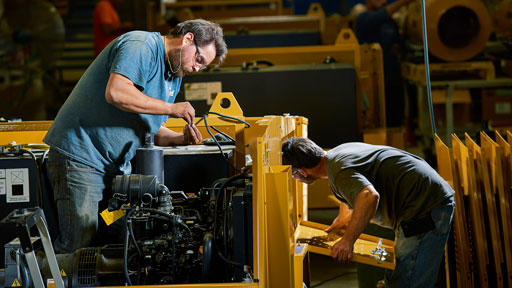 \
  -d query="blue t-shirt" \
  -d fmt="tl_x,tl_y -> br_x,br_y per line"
44,31 -> 182,175
355,9 -> 399,67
